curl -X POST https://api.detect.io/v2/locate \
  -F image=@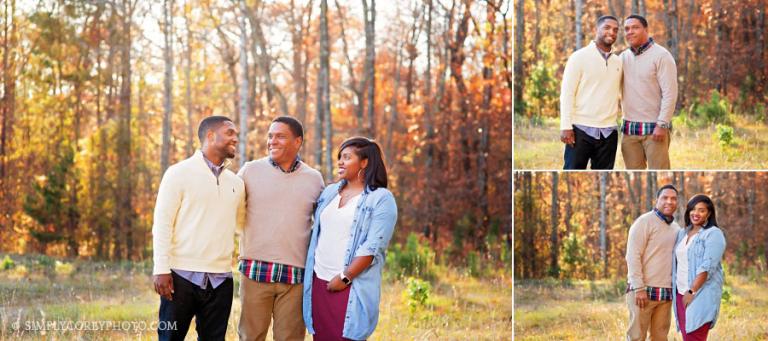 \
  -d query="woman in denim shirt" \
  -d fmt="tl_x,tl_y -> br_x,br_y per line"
672,194 -> 726,341
303,137 -> 397,340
